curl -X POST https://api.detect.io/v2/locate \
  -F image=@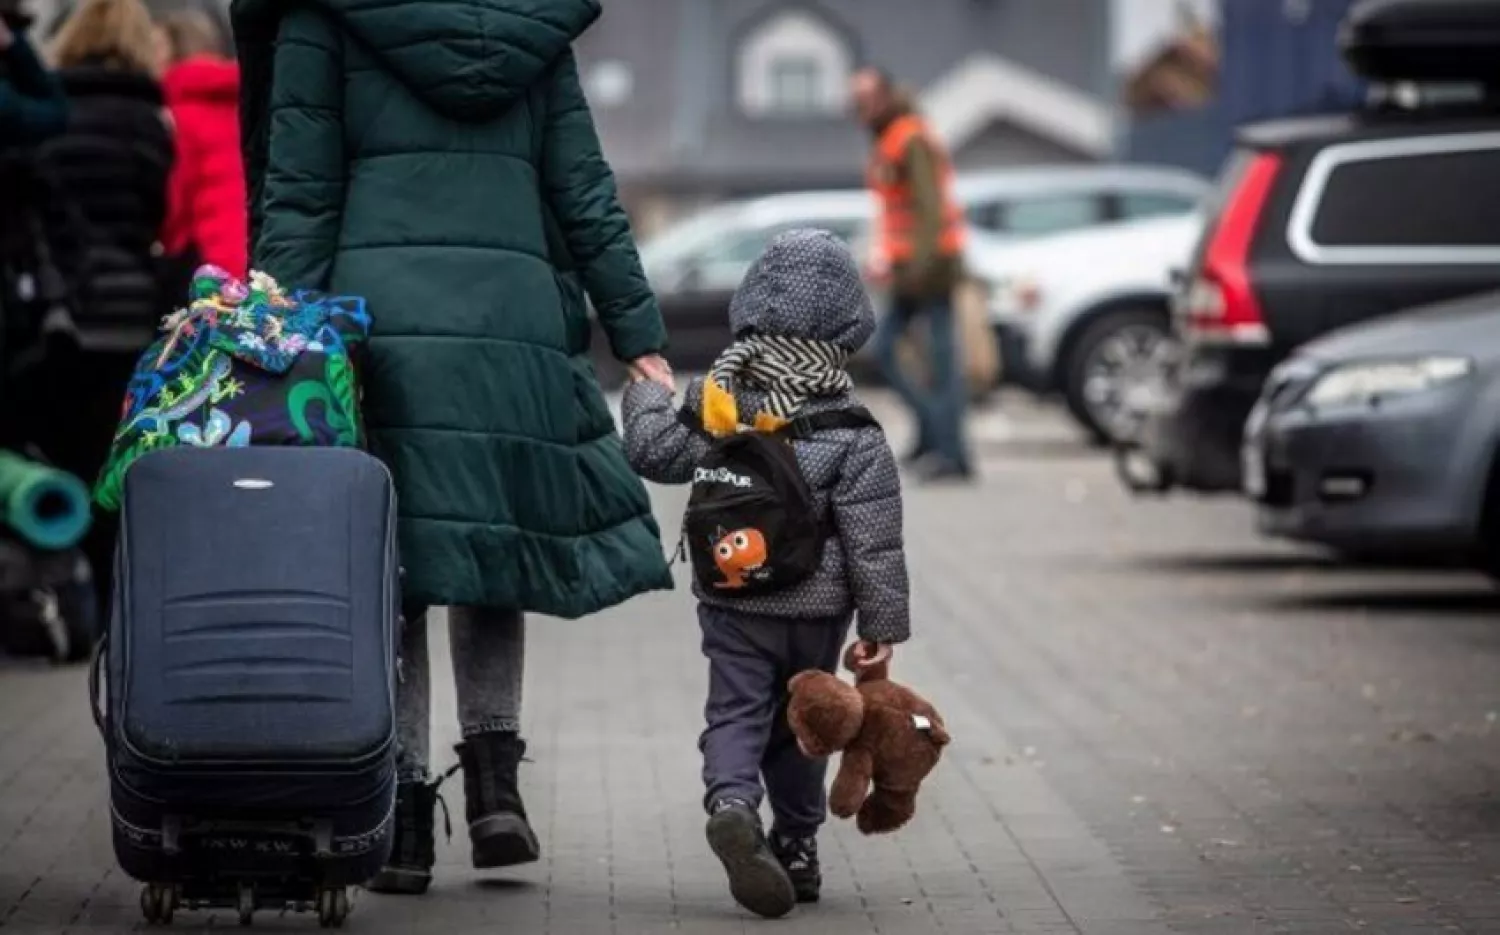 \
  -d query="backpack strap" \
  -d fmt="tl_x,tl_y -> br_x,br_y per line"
674,404 -> 880,439
780,406 -> 880,439
677,404 -> 704,433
